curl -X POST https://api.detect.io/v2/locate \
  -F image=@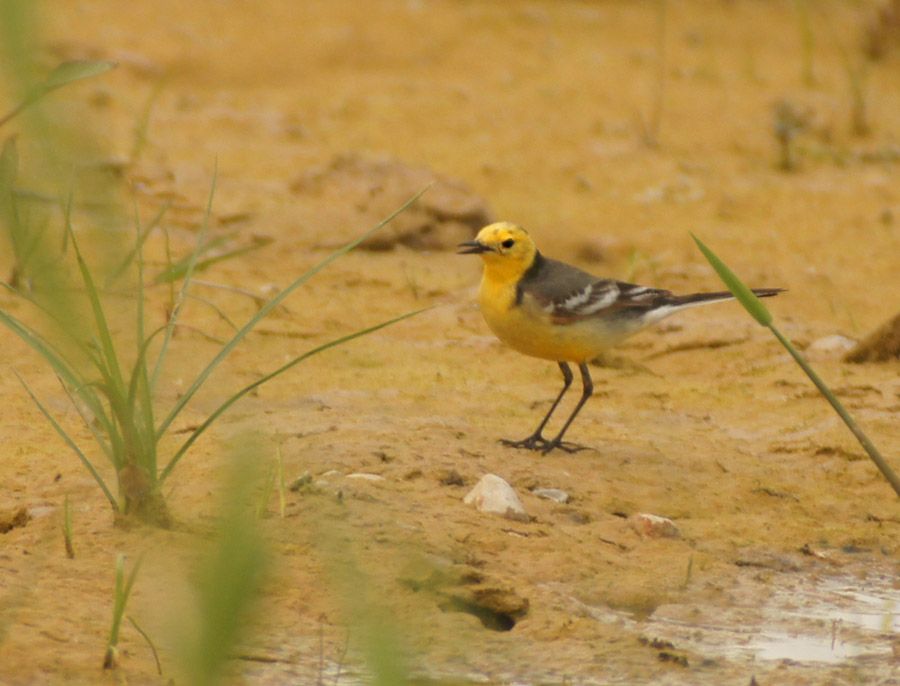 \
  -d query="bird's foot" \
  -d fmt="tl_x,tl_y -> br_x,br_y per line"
500,434 -> 548,451
541,439 -> 589,455
500,435 -> 589,454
